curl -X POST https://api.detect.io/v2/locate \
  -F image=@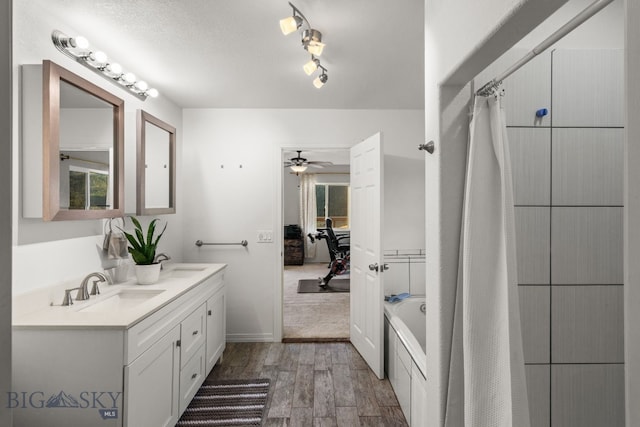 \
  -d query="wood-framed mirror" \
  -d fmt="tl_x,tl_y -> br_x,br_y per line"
136,110 -> 176,215
43,60 -> 124,221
